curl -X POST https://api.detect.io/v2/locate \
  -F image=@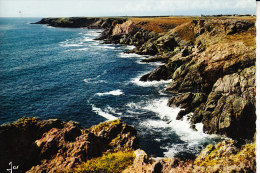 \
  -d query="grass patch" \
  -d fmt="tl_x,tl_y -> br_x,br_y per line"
130,17 -> 193,33
90,119 -> 121,134
225,27 -> 256,47
73,150 -> 135,173
174,21 -> 195,42
12,117 -> 39,128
